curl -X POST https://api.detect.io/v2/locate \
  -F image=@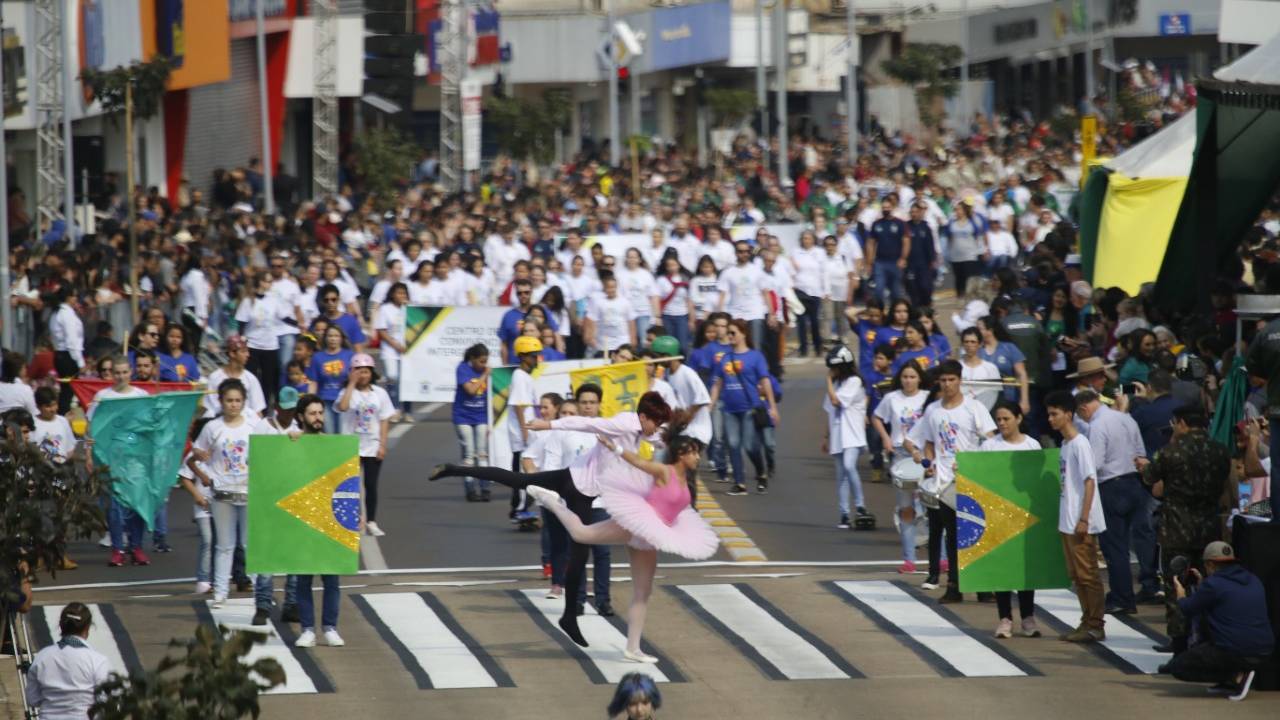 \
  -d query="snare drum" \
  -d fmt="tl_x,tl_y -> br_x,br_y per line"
889,456 -> 925,489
